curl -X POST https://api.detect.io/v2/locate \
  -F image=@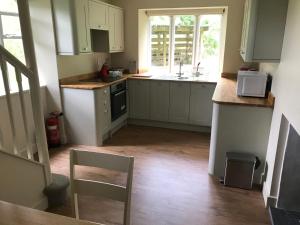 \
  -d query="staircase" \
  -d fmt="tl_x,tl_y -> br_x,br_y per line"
0,0 -> 52,209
